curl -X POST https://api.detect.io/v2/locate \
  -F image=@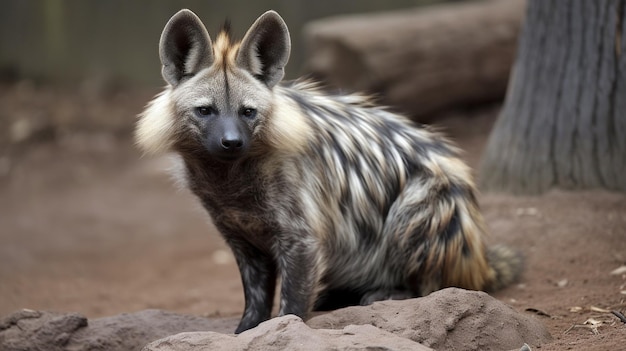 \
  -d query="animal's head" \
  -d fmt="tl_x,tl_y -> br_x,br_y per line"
136,10 -> 291,161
